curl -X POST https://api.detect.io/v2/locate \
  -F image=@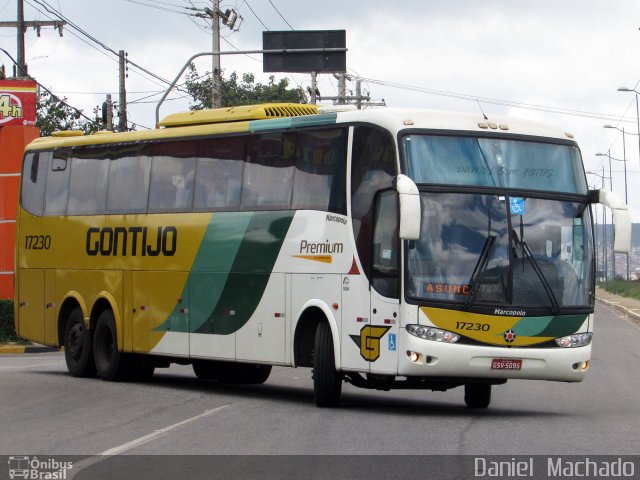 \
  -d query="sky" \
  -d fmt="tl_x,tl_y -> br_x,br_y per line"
2,0 -> 640,218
